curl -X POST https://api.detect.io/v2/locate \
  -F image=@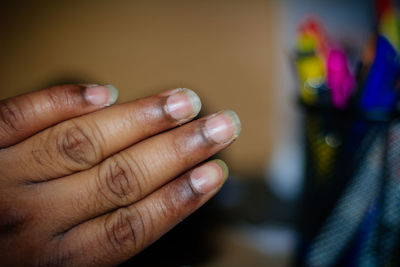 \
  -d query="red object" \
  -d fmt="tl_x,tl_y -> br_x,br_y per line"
374,0 -> 394,20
